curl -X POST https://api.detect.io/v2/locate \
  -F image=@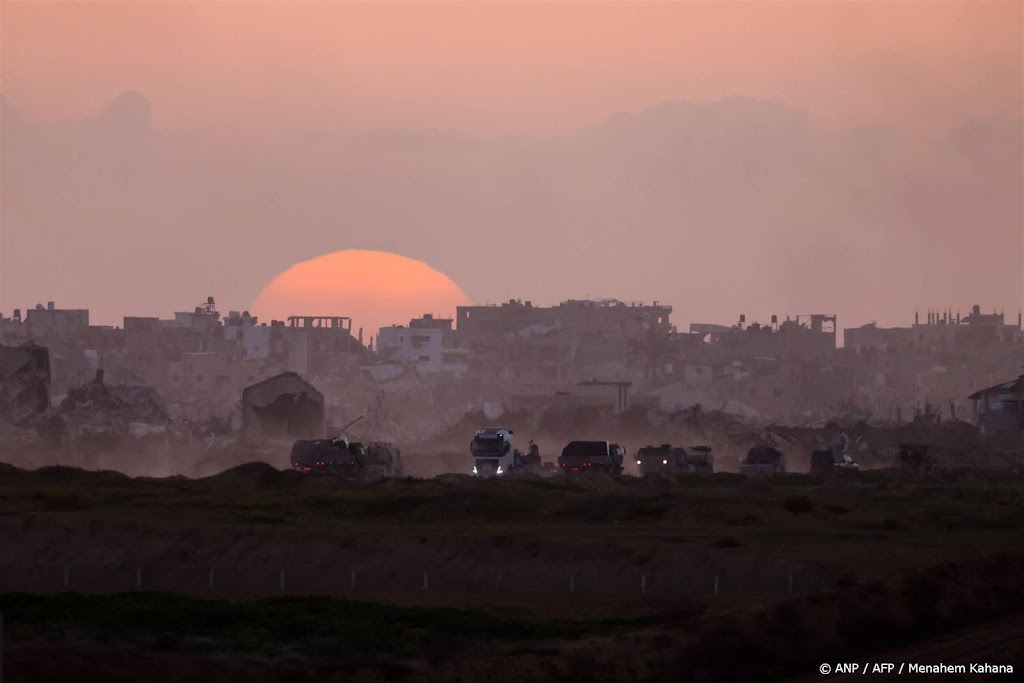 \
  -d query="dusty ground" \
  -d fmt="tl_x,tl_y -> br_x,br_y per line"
1,442 -> 1022,681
